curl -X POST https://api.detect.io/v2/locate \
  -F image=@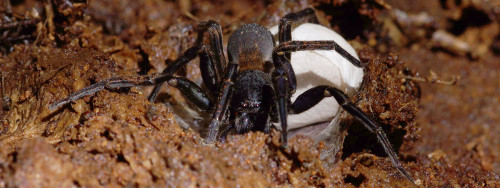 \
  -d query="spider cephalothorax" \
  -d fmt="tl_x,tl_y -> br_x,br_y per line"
50,8 -> 415,183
